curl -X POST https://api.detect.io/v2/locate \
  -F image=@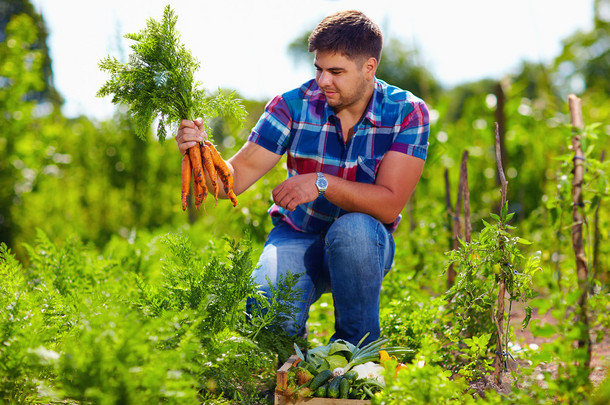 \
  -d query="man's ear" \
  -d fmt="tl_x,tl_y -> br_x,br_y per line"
363,57 -> 378,79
